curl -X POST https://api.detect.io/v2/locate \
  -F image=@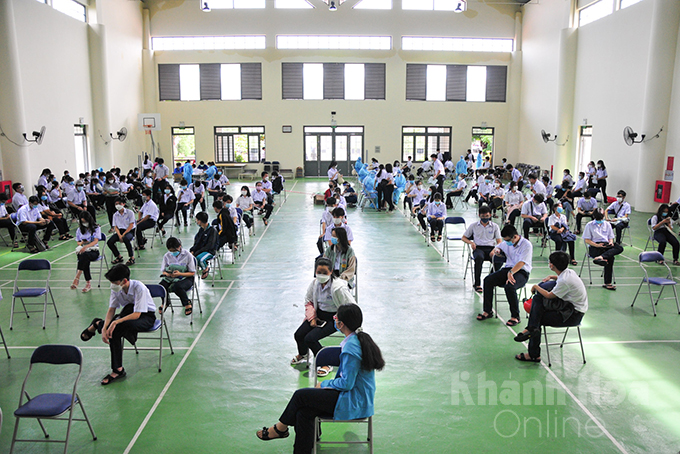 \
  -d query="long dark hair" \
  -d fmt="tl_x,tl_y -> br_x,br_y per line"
376,164 -> 385,179
240,185 -> 251,197
428,185 -> 437,202
336,304 -> 385,372
78,211 -> 97,235
333,227 -> 350,254
657,203 -> 670,220
328,160 -> 337,171
315,257 -> 334,283
385,163 -> 393,174
597,160 -> 606,170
